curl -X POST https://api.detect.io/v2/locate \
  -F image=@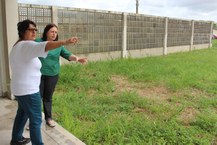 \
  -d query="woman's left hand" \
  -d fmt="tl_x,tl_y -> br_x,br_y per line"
77,57 -> 88,64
